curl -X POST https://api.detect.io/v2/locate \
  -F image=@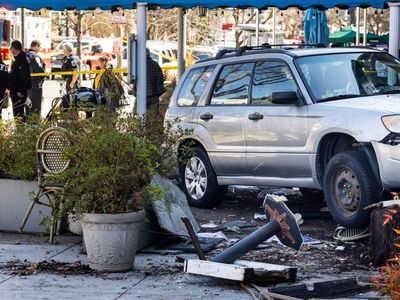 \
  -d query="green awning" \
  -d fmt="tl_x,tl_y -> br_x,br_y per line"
329,27 -> 381,44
